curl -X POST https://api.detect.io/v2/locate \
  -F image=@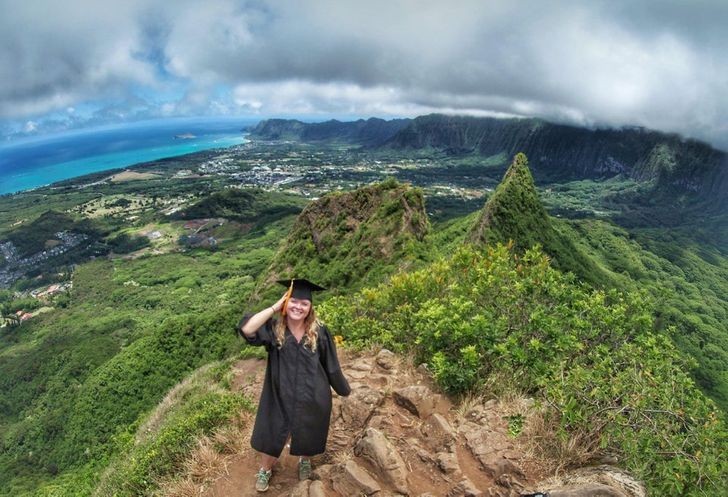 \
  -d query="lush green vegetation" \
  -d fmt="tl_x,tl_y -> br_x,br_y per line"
320,243 -> 728,495
90,359 -> 252,497
171,187 -> 306,228
467,153 -> 615,288
1,143 -> 727,496
260,178 -> 432,301
3,210 -> 100,257
559,219 -> 728,410
0,191 -> 295,495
